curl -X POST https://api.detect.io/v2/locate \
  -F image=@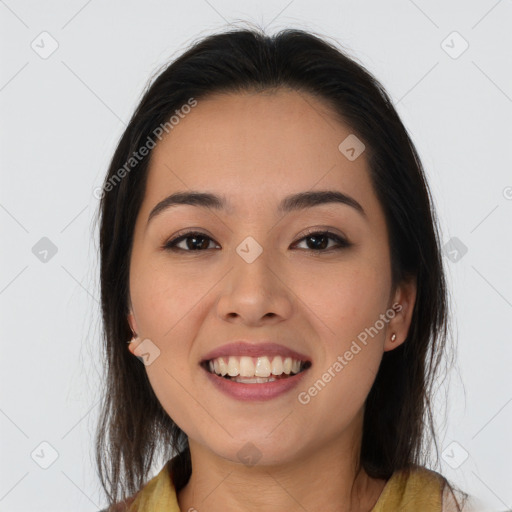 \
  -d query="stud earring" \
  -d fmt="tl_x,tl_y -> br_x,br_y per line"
126,332 -> 138,344
390,333 -> 397,342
